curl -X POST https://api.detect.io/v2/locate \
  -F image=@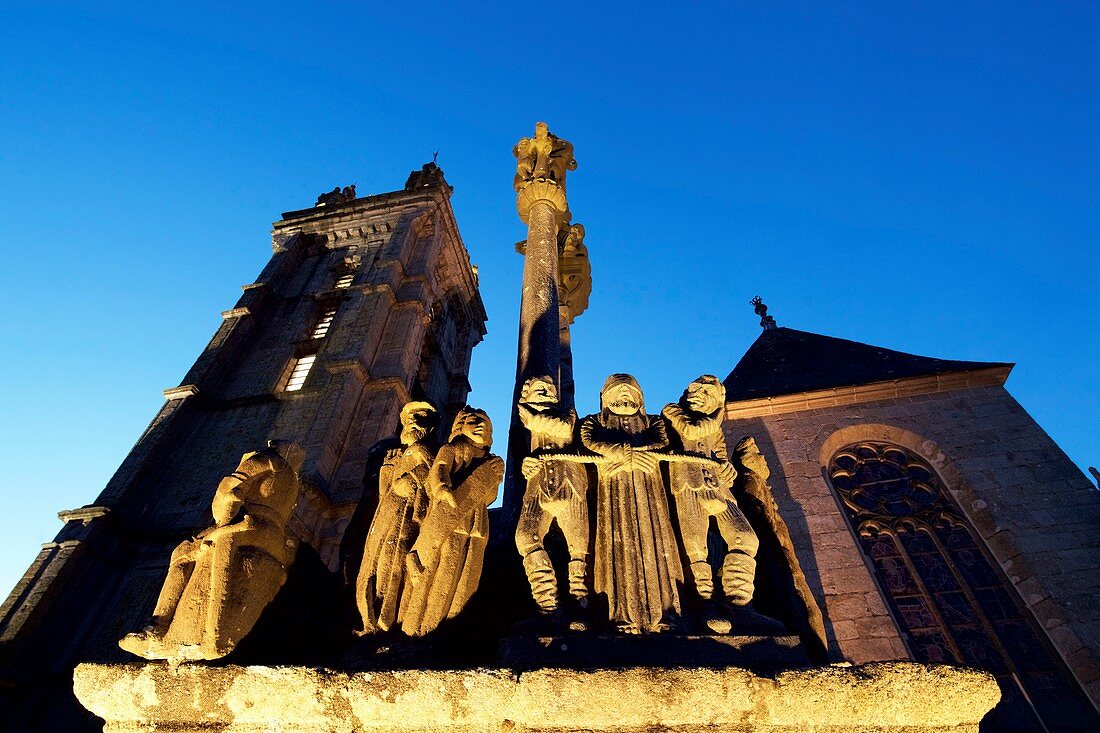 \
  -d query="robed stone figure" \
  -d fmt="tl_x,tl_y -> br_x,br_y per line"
355,401 -> 436,635
400,408 -> 504,637
581,374 -> 683,633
